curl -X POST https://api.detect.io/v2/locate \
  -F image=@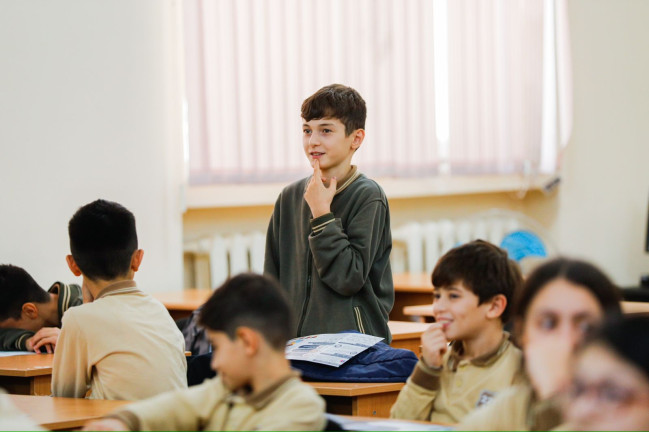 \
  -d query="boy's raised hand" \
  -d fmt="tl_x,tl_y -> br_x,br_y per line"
524,334 -> 573,400
420,323 -> 449,368
304,160 -> 337,218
